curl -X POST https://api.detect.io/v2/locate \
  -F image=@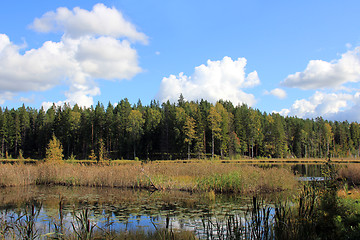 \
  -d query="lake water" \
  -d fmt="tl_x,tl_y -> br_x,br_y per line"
0,164 -> 323,238
0,185 -> 292,238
